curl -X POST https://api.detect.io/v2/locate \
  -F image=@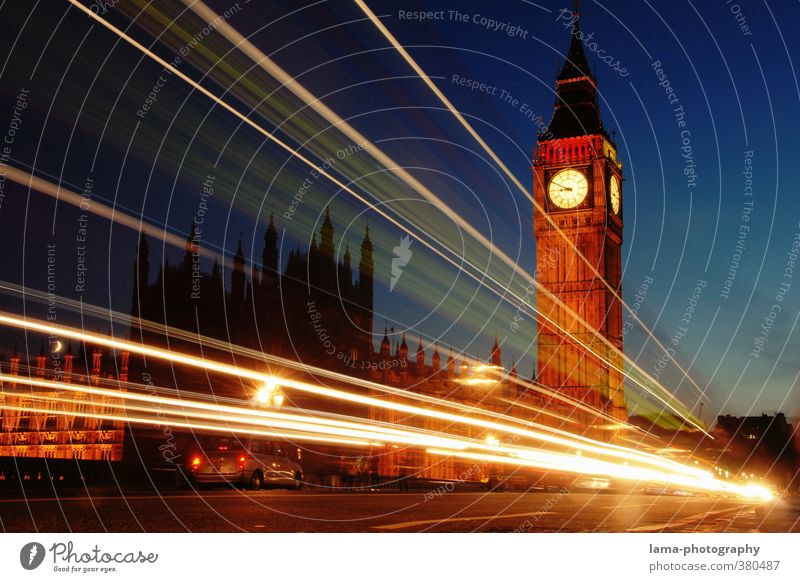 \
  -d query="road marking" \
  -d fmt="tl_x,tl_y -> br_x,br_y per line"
627,505 -> 749,532
373,511 -> 554,530
598,503 -> 658,509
